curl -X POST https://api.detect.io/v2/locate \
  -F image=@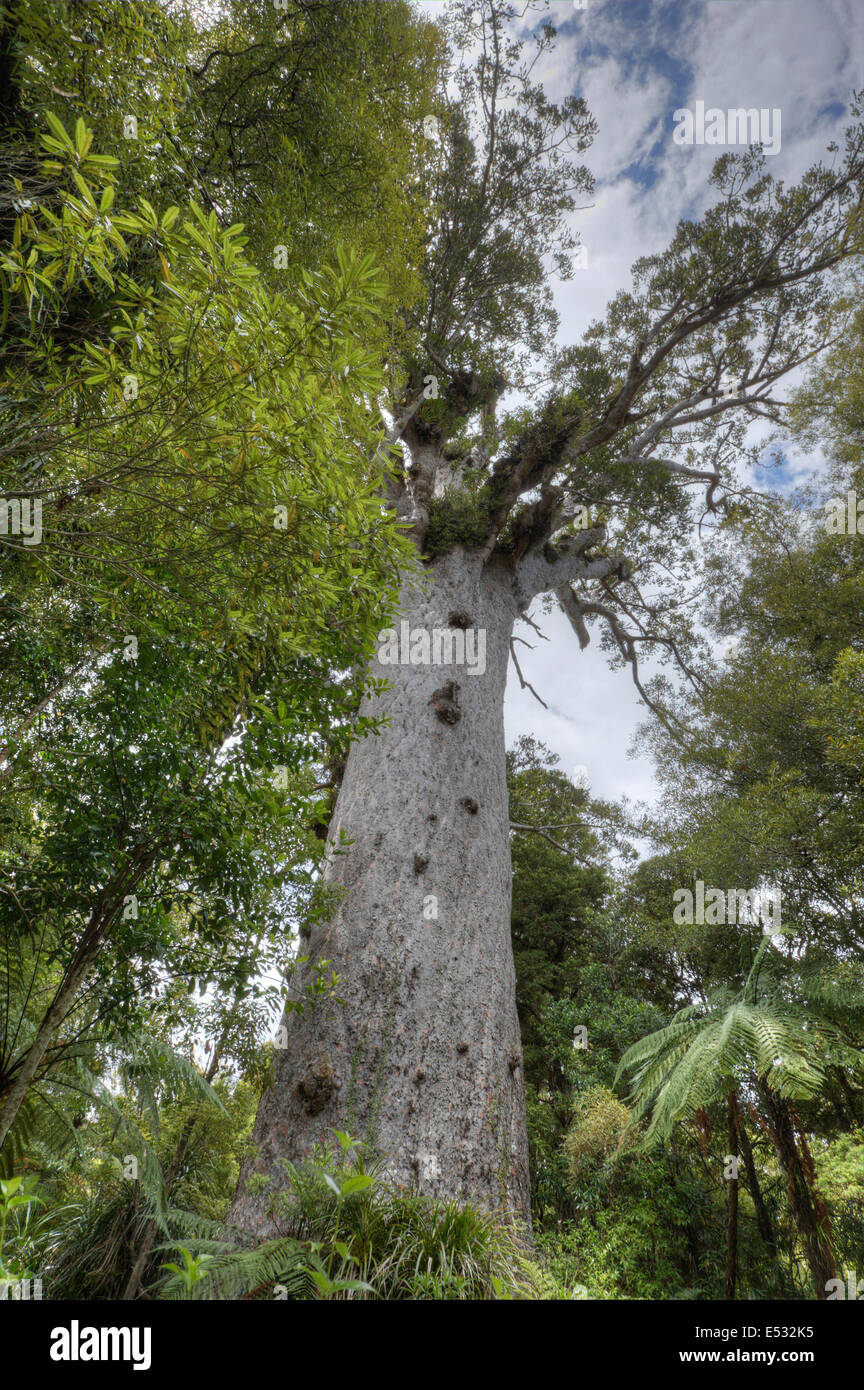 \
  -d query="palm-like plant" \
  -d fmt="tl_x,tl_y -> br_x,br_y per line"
0,1016 -> 226,1299
616,939 -> 849,1298
618,998 -> 828,1146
